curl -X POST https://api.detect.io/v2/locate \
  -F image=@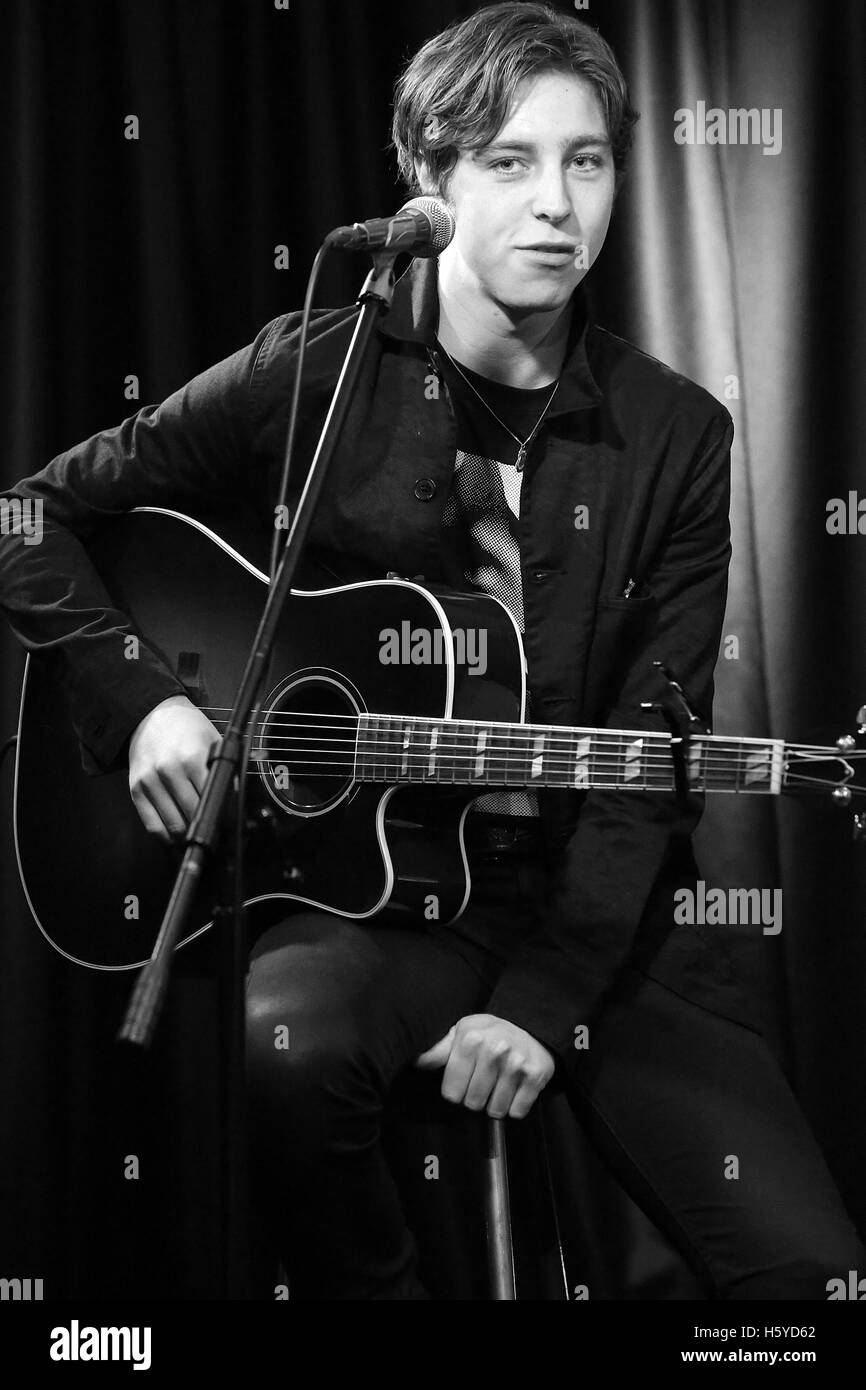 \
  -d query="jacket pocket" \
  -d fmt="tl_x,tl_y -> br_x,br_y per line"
583,593 -> 658,721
